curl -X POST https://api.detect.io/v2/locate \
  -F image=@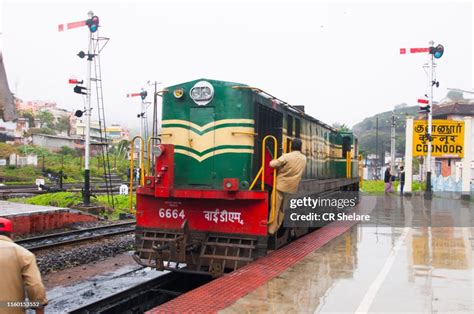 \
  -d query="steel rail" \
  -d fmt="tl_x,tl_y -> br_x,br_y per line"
16,222 -> 135,252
